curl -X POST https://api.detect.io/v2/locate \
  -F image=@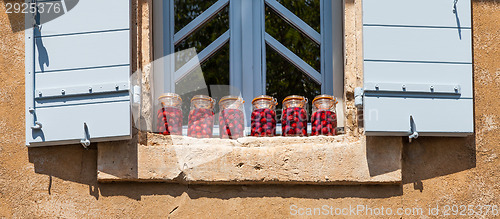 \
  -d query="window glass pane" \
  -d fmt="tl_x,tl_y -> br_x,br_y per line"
175,6 -> 229,71
274,0 -> 320,33
174,0 -> 220,33
265,5 -> 320,72
175,43 -> 230,125
265,45 -> 321,115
